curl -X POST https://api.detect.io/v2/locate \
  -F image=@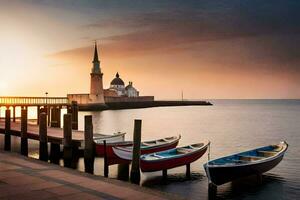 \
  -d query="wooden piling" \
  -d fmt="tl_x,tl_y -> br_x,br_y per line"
71,101 -> 78,130
130,119 -> 142,184
84,115 -> 94,174
118,164 -> 130,181
39,112 -> 48,161
103,140 -> 109,177
208,183 -> 217,199
47,106 -> 50,127
12,106 -> 16,122
257,173 -> 263,184
63,113 -> 73,168
50,143 -> 60,164
37,106 -> 40,125
20,108 -> 28,156
162,169 -> 168,180
186,164 -> 191,179
50,107 -> 57,127
50,107 -> 61,128
4,109 -> 11,151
